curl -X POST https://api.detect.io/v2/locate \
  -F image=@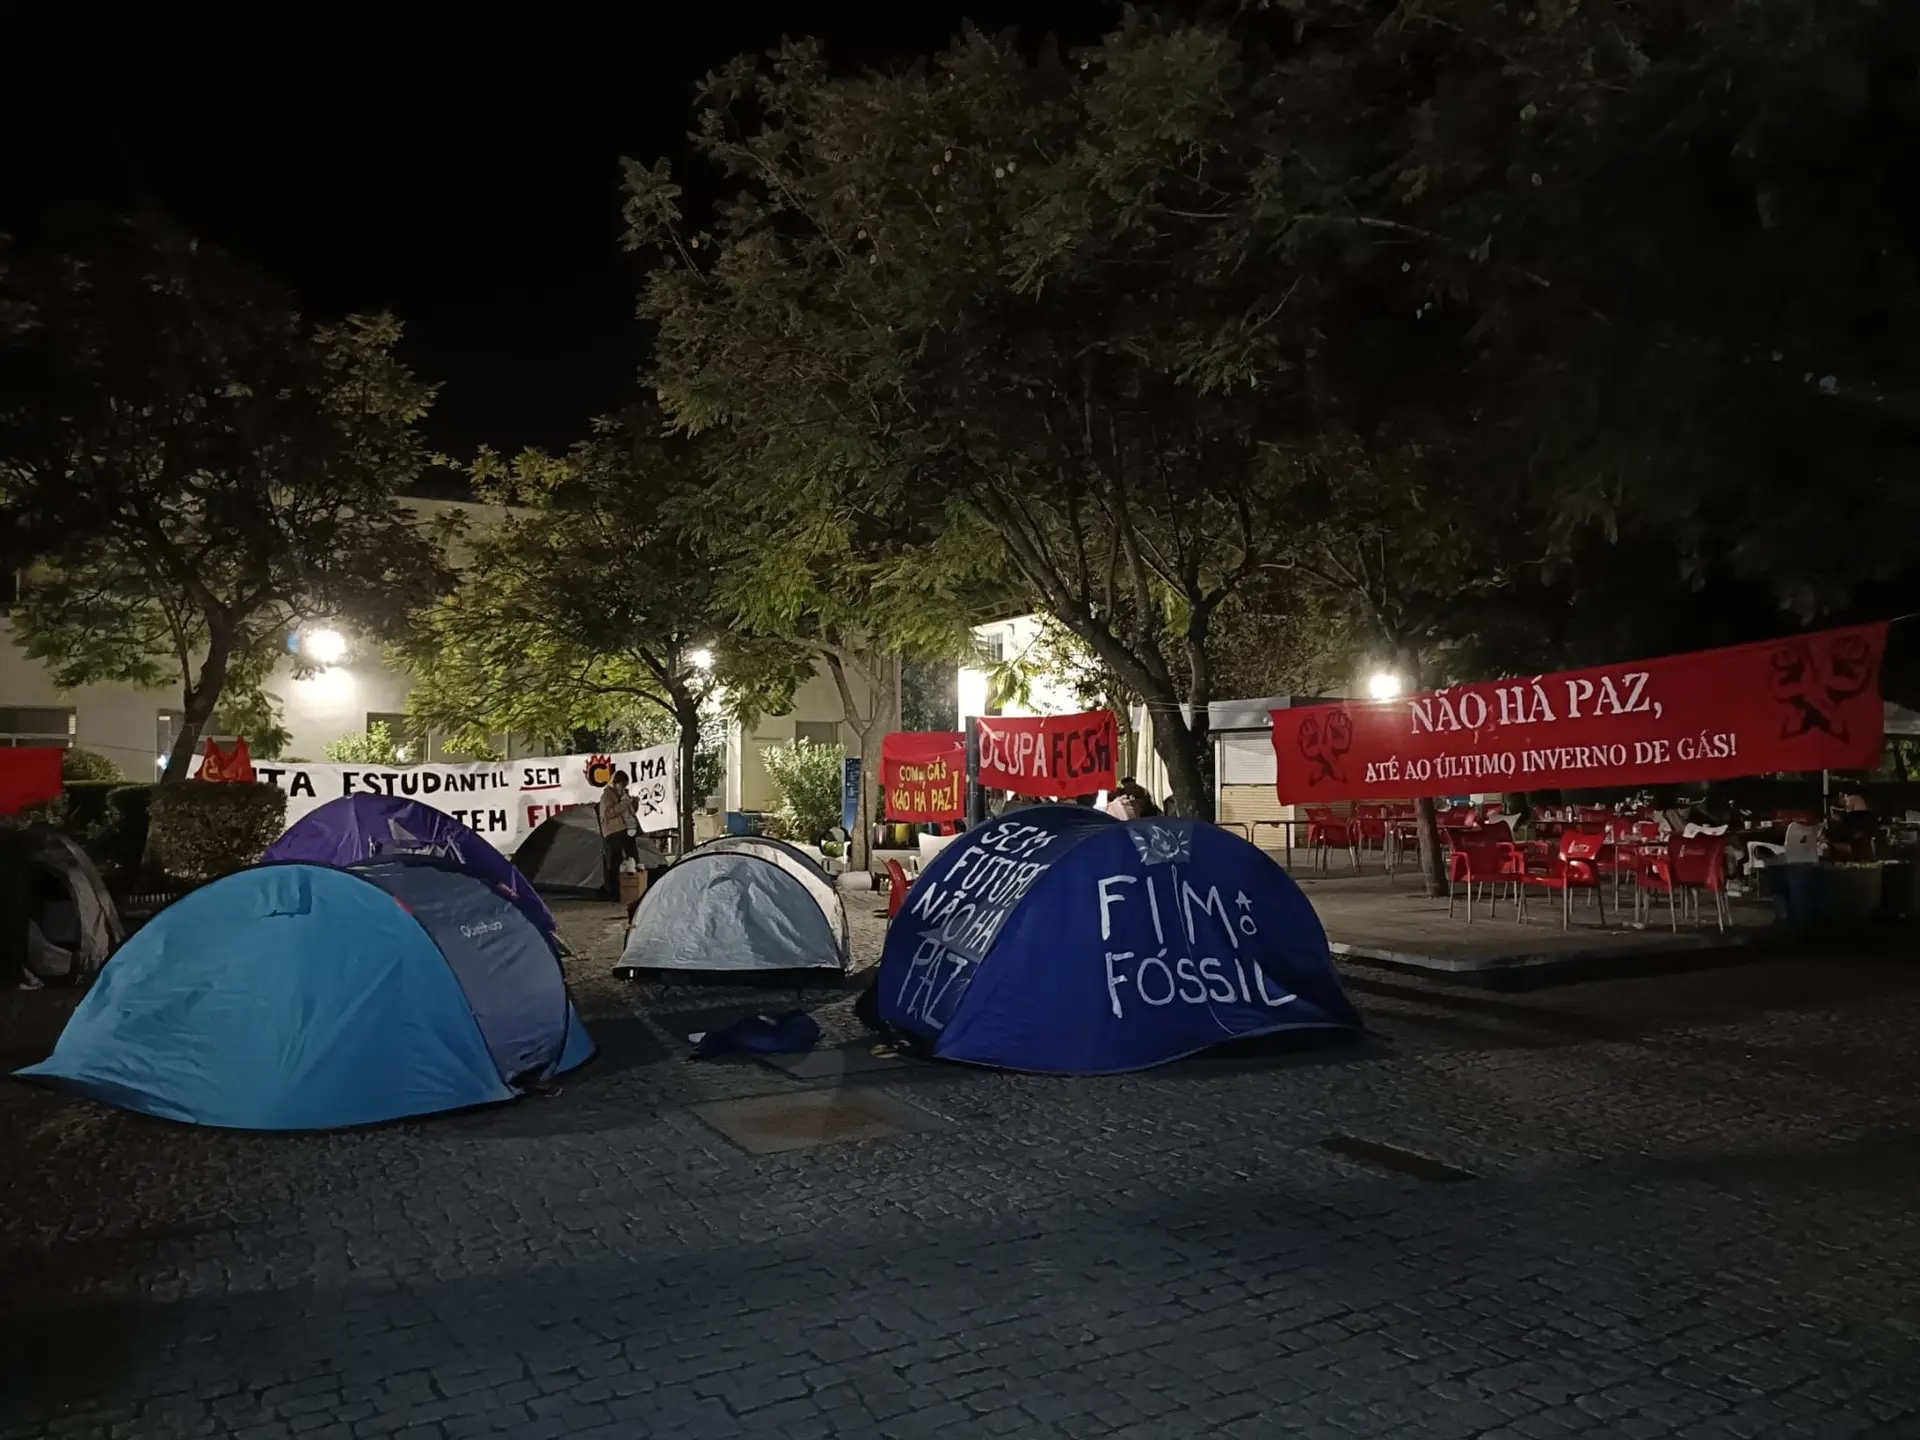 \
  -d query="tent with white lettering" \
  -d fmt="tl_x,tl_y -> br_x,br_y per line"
877,805 -> 1360,1073
615,836 -> 849,976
